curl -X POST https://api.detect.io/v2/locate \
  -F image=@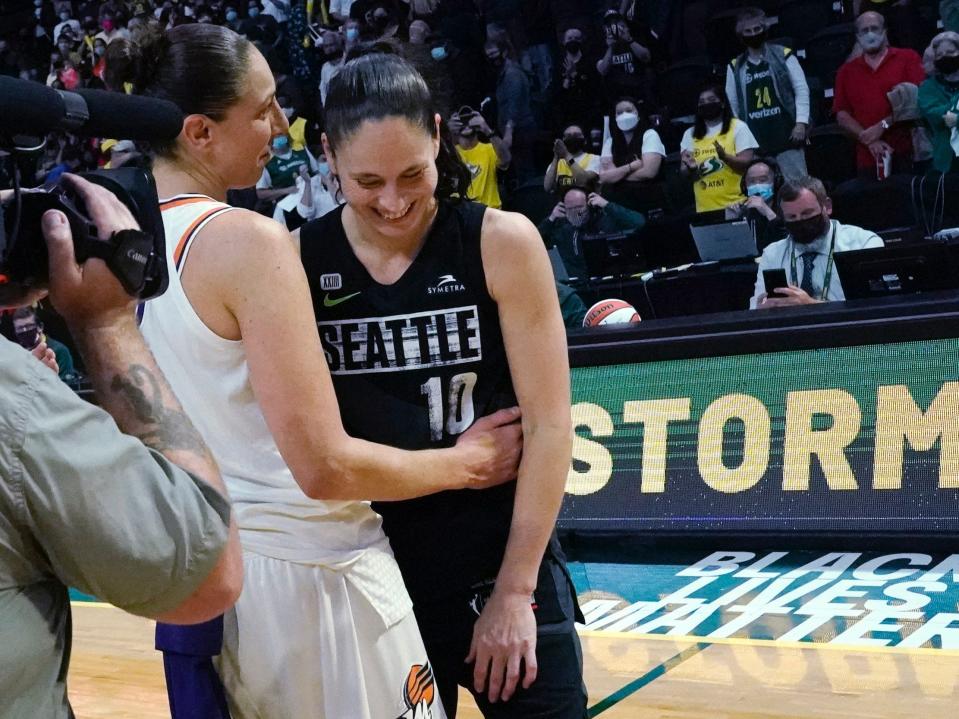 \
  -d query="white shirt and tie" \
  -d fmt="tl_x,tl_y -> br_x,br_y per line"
750,219 -> 884,308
